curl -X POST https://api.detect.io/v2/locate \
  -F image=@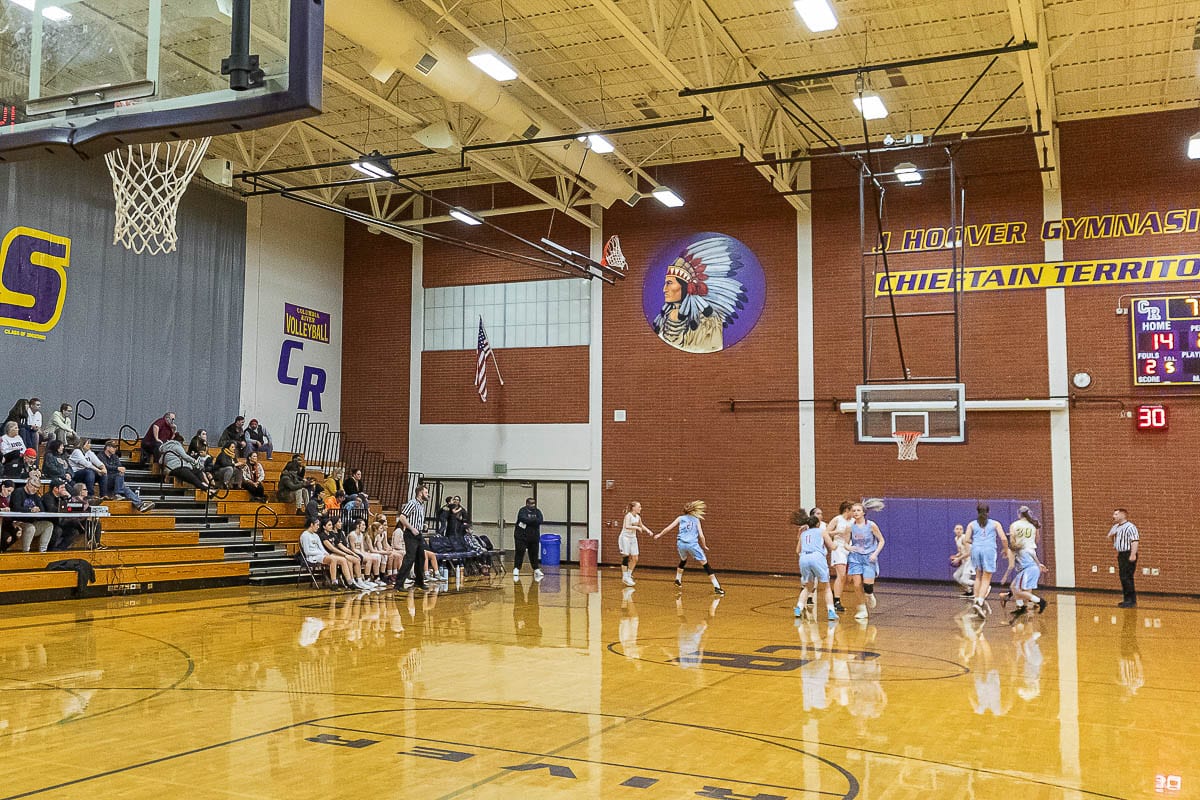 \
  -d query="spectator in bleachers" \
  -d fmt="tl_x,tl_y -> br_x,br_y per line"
0,480 -> 18,552
39,479 -> 70,551
187,429 -> 209,459
51,482 -> 89,551
41,440 -> 70,483
217,416 -> 246,456
142,411 -> 177,462
344,468 -> 365,499
324,489 -> 344,513
43,403 -> 77,446
68,438 -> 106,500
160,435 -> 214,493
299,517 -> 354,591
212,442 -> 243,490
2,421 -> 26,477
341,491 -> 368,528
241,451 -> 267,502
14,448 -> 39,480
22,398 -> 43,449
306,485 -> 327,523
322,467 -> 344,498
99,440 -> 154,512
13,472 -> 52,552
5,399 -> 32,447
243,419 -> 272,460
278,455 -> 310,513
